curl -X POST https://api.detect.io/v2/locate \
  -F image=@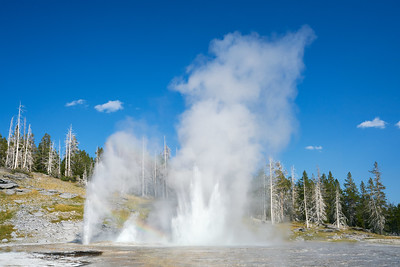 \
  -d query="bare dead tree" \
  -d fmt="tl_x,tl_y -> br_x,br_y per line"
269,157 -> 275,224
13,103 -> 23,169
334,187 -> 347,229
